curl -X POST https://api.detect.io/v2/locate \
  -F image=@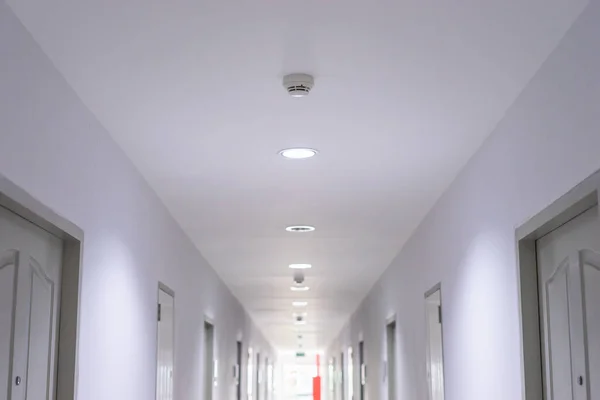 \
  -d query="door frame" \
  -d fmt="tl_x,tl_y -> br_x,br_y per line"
424,283 -> 446,400
385,315 -> 396,400
0,175 -> 83,400
516,169 -> 600,400
203,317 -> 216,399
156,283 -> 175,400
